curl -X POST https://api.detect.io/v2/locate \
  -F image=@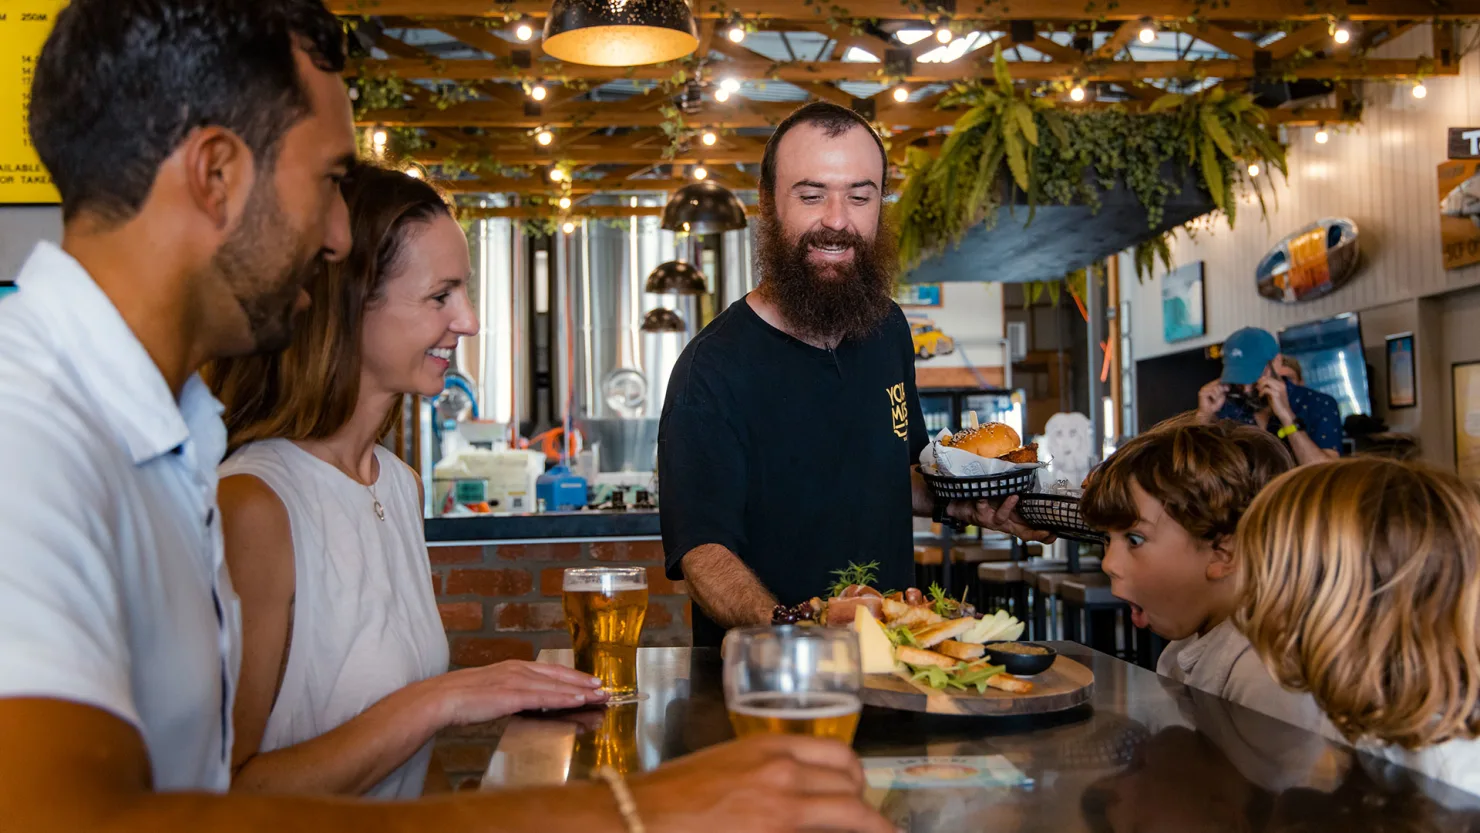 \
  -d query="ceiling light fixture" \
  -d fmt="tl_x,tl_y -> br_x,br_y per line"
1069,84 -> 1085,102
1413,81 -> 1428,99
530,84 -> 547,101
893,86 -> 910,103
714,87 -> 731,102
371,127 -> 388,152
1138,19 -> 1156,44
727,18 -> 746,43
562,221 -> 576,234
1247,162 -> 1261,177
720,77 -> 741,93
558,196 -> 572,209
536,129 -> 554,146
935,24 -> 952,44
693,165 -> 708,180
701,130 -> 717,146
1332,23 -> 1352,45
1315,127 -> 1330,144
515,20 -> 535,41
542,0 -> 699,66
